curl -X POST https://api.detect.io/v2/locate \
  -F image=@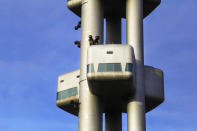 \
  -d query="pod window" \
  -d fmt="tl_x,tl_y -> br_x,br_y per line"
98,63 -> 122,72
125,63 -> 134,72
87,64 -> 95,73
57,87 -> 78,100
